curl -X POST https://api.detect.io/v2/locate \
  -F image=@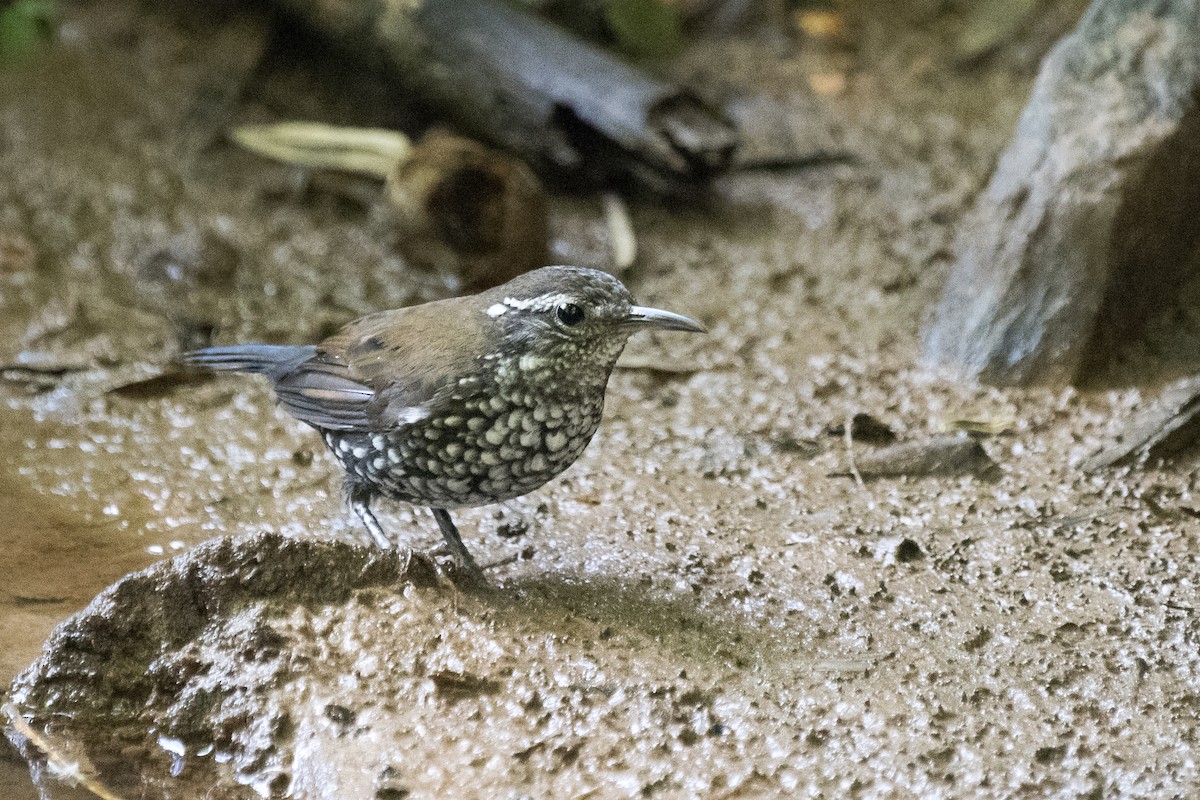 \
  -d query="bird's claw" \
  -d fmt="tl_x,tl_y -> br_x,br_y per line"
429,546 -> 490,591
